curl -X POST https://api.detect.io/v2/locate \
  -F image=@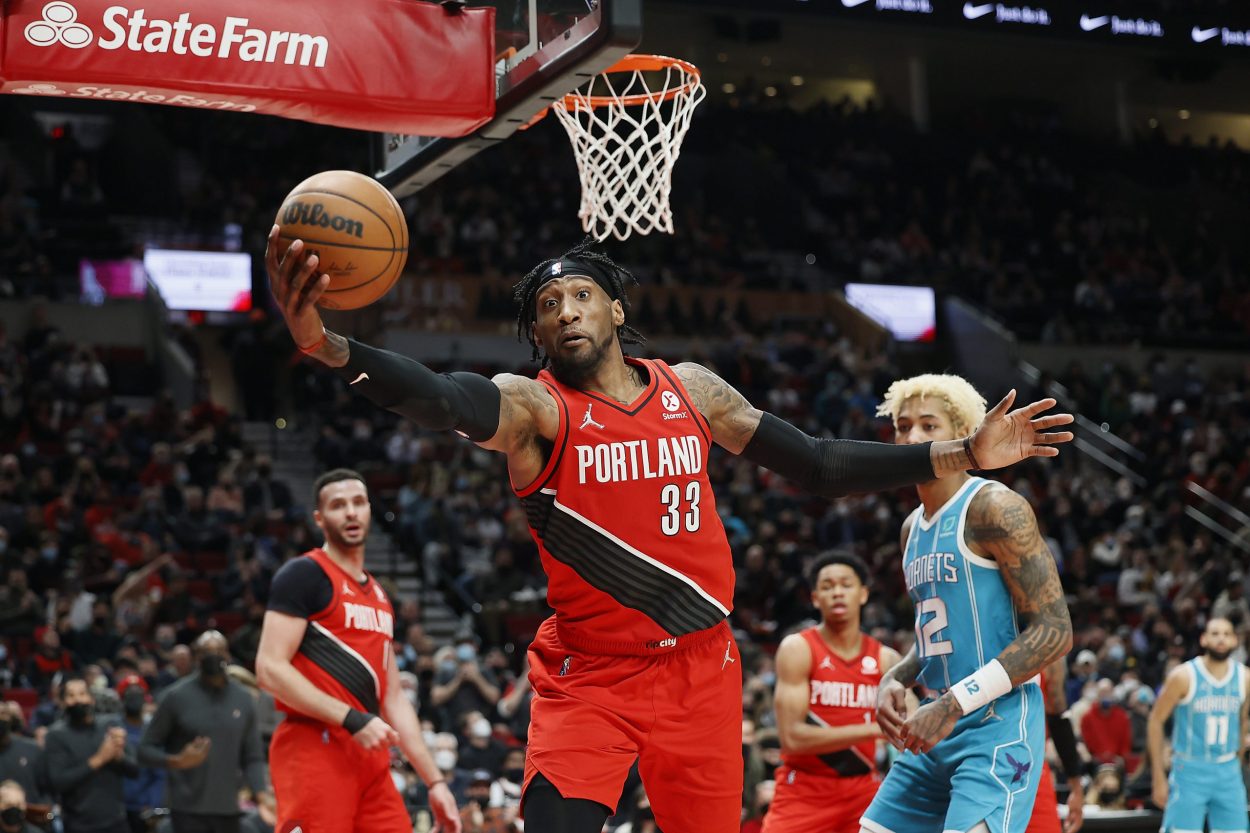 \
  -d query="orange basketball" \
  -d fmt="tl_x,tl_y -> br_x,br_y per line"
275,171 -> 408,310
